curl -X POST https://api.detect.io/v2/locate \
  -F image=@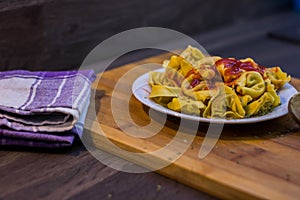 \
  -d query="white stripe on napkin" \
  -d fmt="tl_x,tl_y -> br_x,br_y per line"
47,77 -> 67,107
73,80 -> 89,108
21,79 -> 42,110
